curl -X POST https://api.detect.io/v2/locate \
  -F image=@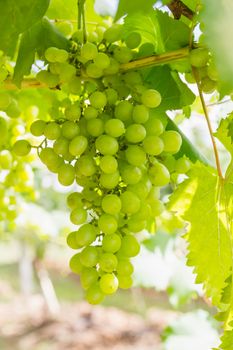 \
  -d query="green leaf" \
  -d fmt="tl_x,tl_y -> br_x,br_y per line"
168,163 -> 233,306
13,18 -> 70,87
201,0 -> 233,95
166,117 -> 209,164
0,0 -> 50,55
143,65 -> 195,111
115,0 -> 157,21
181,0 -> 198,12
123,10 -> 190,53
